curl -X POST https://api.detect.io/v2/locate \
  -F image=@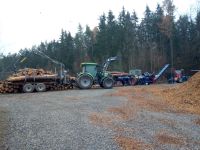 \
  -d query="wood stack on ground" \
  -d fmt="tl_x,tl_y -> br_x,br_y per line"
0,81 -> 19,94
48,84 -> 71,91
